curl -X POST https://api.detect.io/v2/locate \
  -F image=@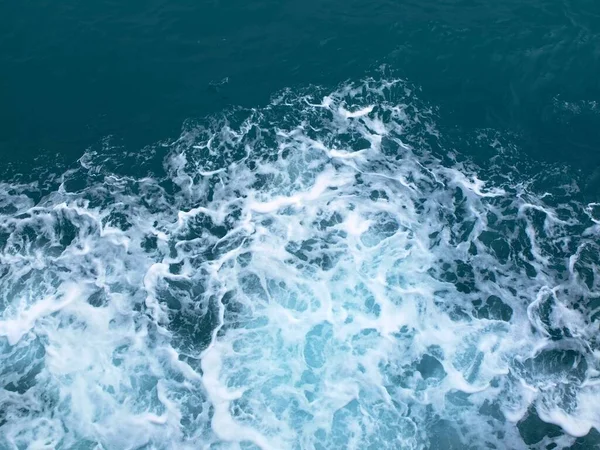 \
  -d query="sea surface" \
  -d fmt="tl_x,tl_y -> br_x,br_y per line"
1,1 -> 600,449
